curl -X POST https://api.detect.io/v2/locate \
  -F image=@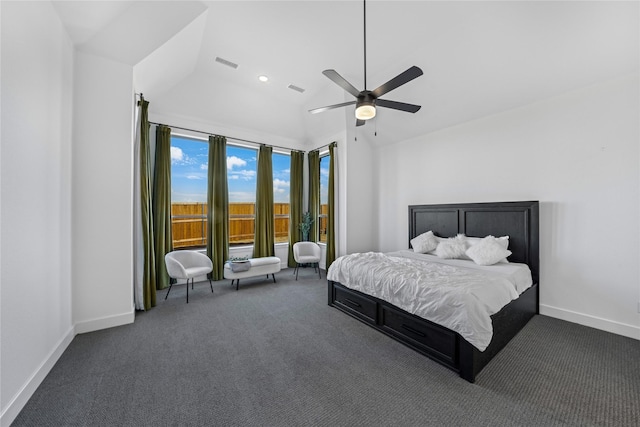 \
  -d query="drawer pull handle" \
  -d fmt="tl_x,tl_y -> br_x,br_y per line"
401,324 -> 426,337
344,298 -> 361,308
